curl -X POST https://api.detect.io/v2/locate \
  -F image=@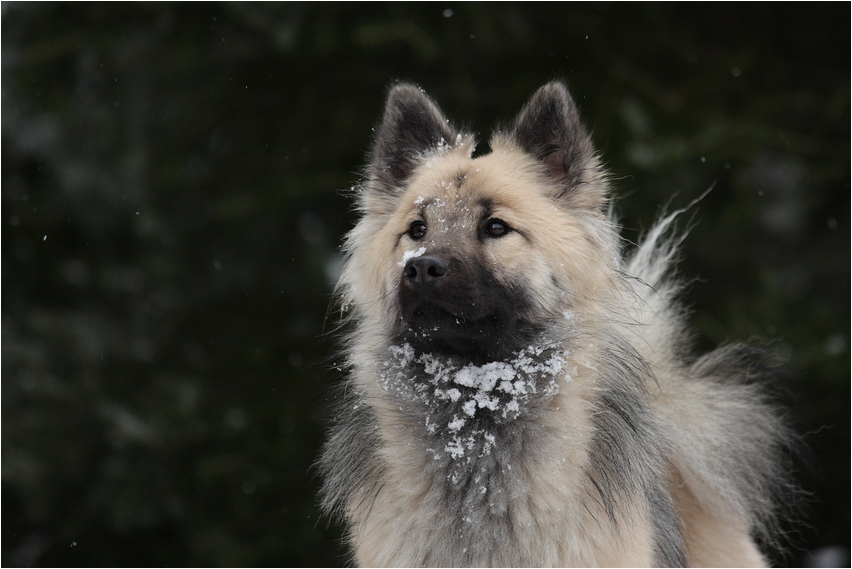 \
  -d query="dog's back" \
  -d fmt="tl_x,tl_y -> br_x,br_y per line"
624,212 -> 794,566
